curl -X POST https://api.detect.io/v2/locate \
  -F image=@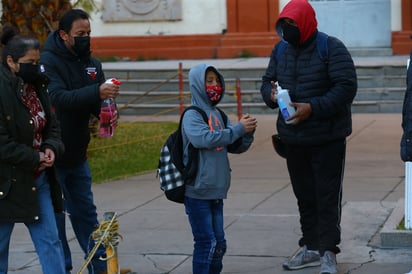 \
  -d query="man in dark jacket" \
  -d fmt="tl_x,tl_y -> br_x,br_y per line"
260,1 -> 357,274
40,9 -> 129,274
